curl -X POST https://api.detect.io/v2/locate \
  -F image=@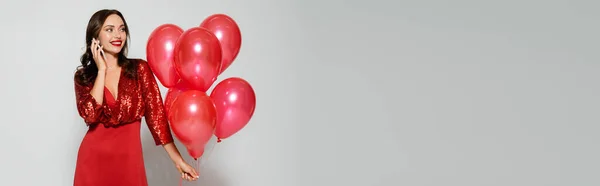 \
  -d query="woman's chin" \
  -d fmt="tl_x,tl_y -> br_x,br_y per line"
104,50 -> 121,56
